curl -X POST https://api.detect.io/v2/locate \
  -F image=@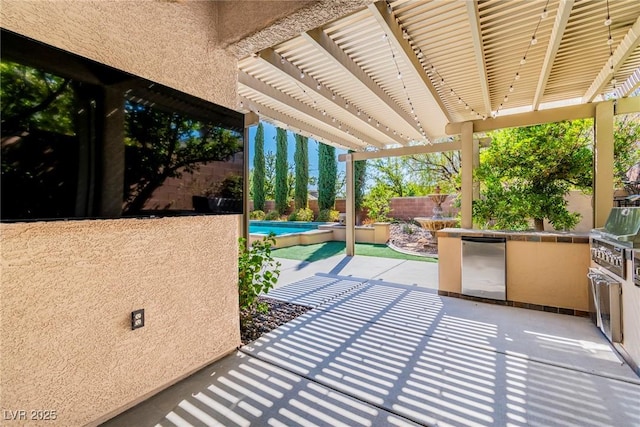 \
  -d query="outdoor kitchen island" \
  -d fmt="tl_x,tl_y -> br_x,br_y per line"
437,228 -> 590,315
